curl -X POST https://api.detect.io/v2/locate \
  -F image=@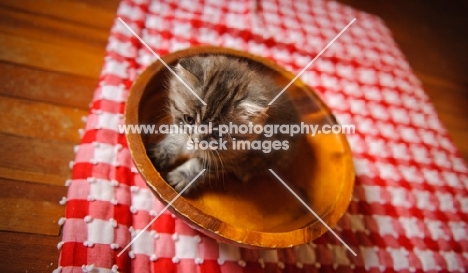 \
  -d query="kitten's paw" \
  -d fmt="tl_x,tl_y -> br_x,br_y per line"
150,143 -> 177,170
166,171 -> 192,193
